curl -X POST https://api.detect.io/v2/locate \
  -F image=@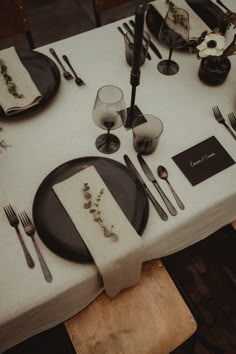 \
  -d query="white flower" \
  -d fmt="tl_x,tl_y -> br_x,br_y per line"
197,32 -> 225,58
